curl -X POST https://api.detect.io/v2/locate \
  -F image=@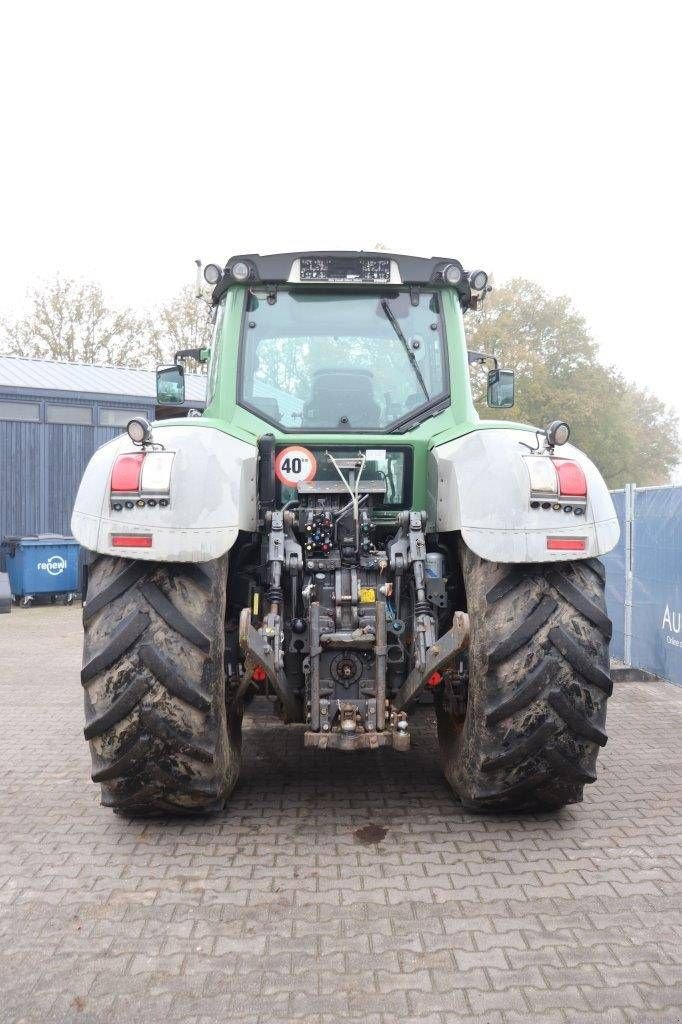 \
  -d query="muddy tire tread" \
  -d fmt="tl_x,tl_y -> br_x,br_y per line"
437,545 -> 612,812
81,554 -> 240,815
